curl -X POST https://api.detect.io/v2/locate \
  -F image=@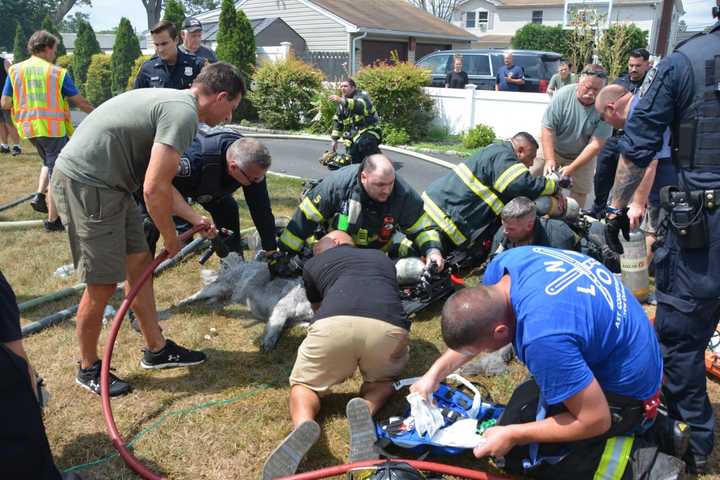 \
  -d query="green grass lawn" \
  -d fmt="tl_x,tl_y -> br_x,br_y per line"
2,141 -> 719,479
